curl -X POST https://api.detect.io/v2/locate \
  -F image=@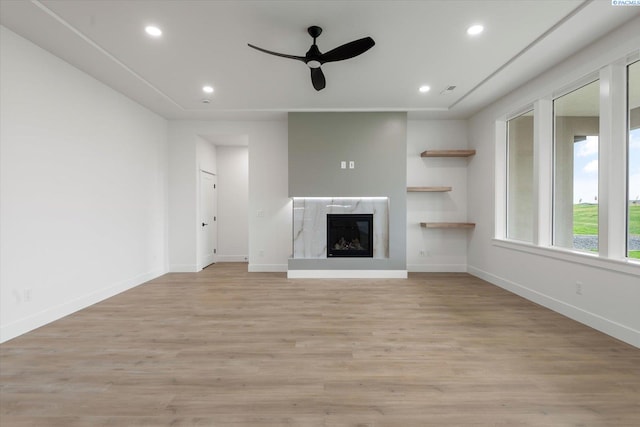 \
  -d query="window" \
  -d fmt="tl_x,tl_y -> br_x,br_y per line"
507,110 -> 534,242
553,80 -> 600,252
500,53 -> 640,268
628,61 -> 639,259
